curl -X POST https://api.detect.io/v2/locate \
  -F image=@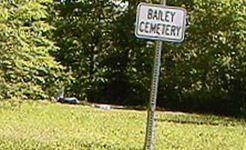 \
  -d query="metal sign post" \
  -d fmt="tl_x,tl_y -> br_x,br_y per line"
134,1 -> 187,149
144,41 -> 163,150
143,1 -> 166,149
